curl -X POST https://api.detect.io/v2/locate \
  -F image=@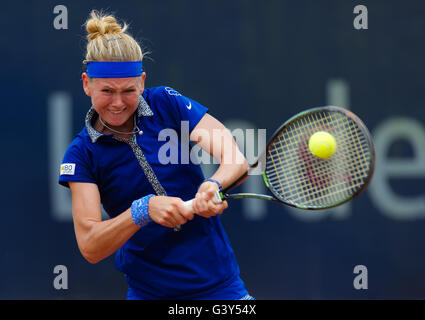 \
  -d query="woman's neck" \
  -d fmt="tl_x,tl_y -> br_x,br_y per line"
94,114 -> 137,139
